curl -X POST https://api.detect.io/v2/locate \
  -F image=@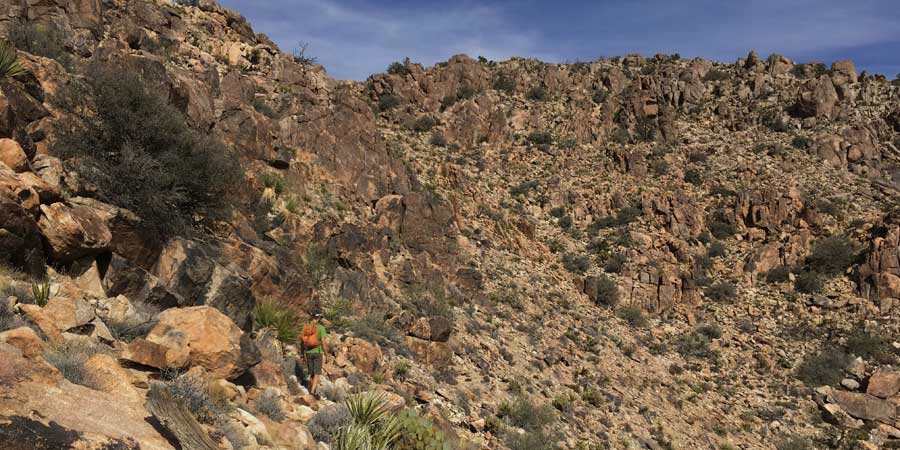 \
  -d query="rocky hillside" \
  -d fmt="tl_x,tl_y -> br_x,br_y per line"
1,1 -> 900,449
